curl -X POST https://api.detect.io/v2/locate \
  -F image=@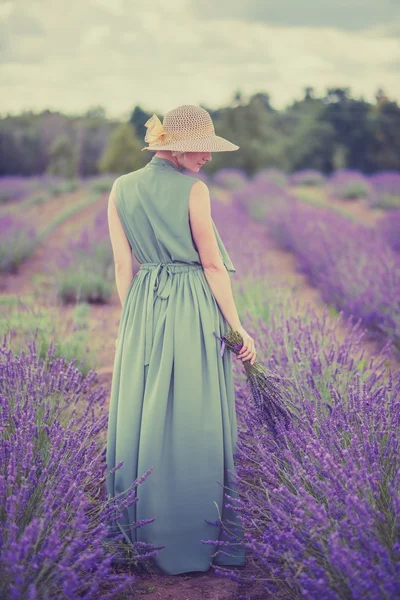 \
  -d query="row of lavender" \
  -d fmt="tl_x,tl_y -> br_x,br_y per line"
0,339 -> 153,599
0,174 -> 115,206
2,168 -> 398,277
2,191 -> 399,599
0,178 -> 113,276
213,167 -> 400,210
52,205 -> 115,304
2,169 -> 400,210
231,179 -> 400,351
210,197 -> 400,599
0,175 -> 77,204
211,167 -> 400,256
